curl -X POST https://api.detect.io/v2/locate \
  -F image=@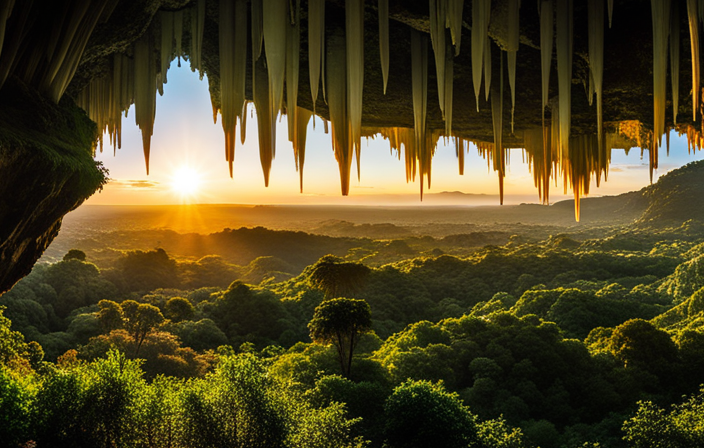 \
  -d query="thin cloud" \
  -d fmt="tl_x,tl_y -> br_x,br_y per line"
109,179 -> 161,189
